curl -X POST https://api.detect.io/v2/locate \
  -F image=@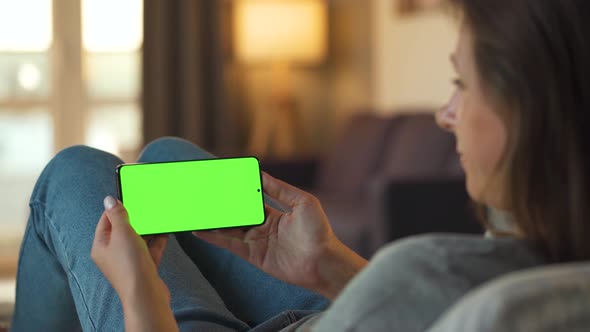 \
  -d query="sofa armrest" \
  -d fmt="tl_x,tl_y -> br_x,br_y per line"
428,262 -> 590,332
380,177 -> 483,241
259,158 -> 319,191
